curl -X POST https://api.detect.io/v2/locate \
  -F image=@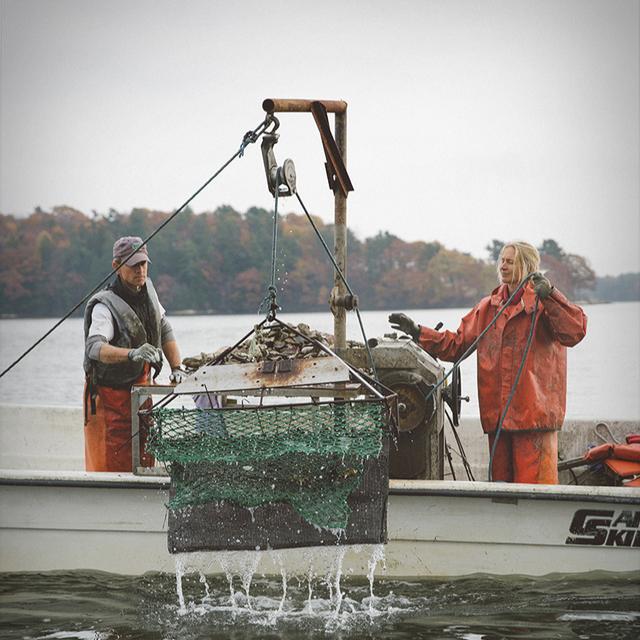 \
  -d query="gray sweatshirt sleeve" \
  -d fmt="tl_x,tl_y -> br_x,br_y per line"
161,316 -> 176,344
85,334 -> 107,361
